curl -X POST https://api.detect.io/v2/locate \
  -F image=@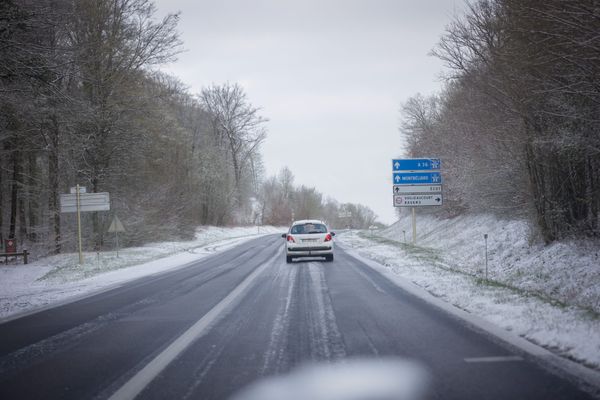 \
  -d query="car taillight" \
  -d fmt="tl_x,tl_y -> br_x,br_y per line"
287,235 -> 295,243
324,233 -> 332,242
